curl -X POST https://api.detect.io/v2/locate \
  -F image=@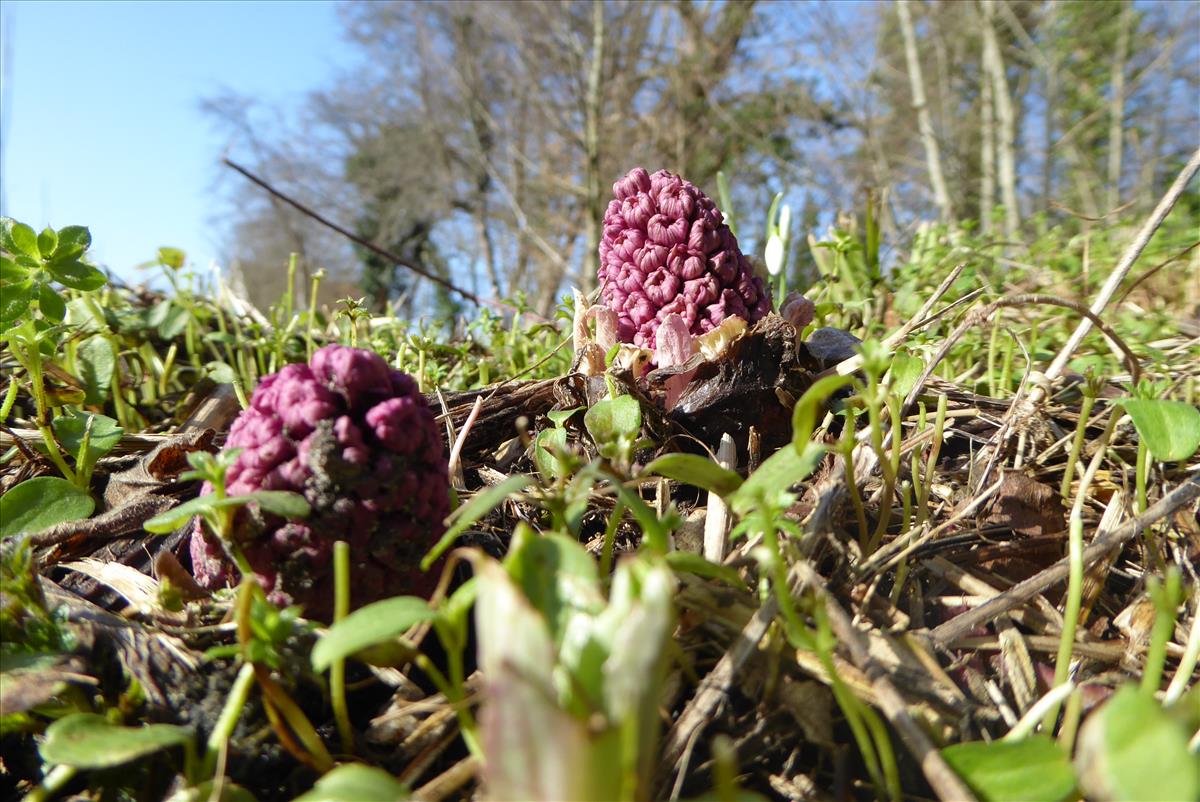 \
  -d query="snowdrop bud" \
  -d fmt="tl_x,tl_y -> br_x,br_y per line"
765,233 -> 785,276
